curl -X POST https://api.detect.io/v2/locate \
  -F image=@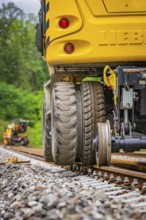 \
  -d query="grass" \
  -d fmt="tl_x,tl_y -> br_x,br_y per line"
0,119 -> 9,144
27,120 -> 43,148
